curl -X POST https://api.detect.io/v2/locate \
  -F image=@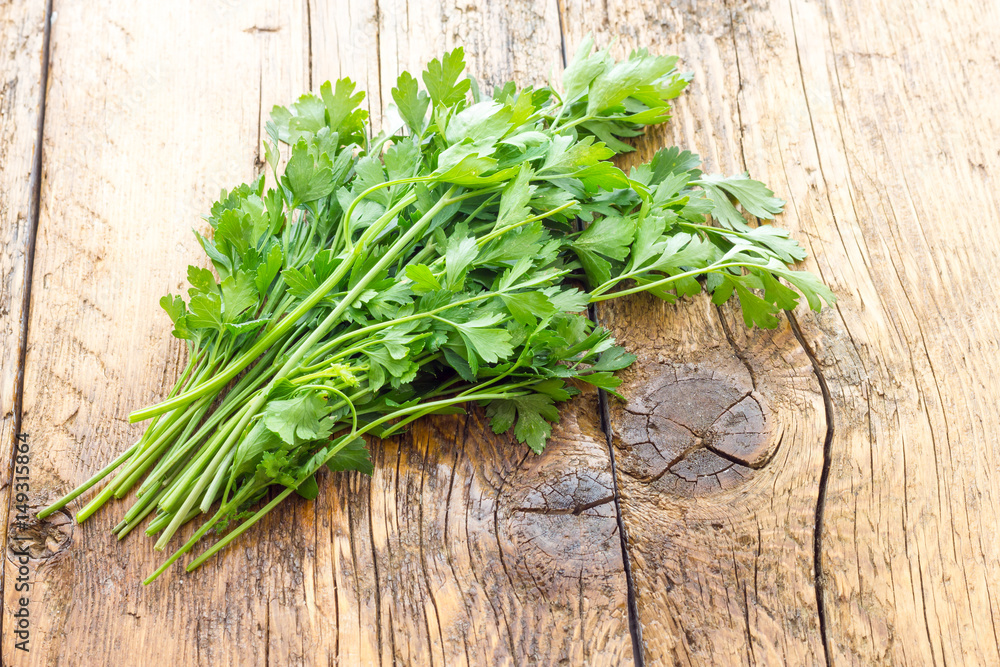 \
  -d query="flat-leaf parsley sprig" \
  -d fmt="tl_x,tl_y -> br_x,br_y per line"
39,38 -> 833,582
